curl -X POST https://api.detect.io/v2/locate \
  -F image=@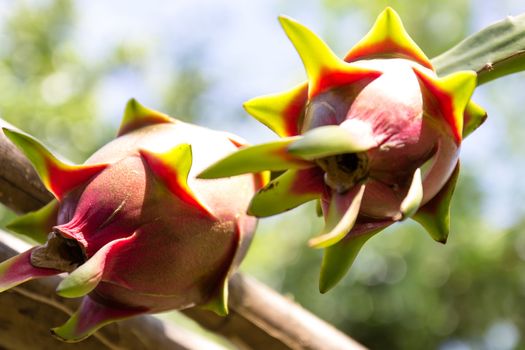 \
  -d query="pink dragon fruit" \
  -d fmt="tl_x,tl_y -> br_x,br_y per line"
199,8 -> 487,292
0,99 -> 265,341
